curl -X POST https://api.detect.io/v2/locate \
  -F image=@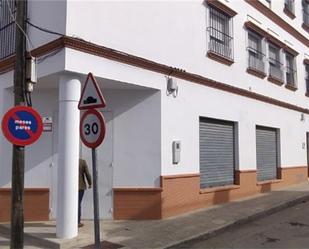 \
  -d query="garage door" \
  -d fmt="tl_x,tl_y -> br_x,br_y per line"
199,117 -> 235,188
256,126 -> 279,181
